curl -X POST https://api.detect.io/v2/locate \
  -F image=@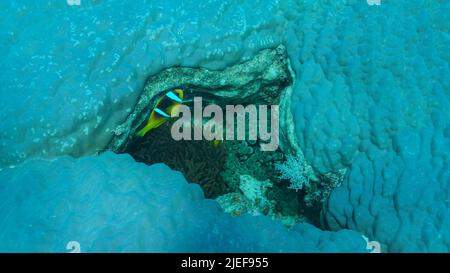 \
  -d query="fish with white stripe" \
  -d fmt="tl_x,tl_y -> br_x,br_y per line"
136,89 -> 184,137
